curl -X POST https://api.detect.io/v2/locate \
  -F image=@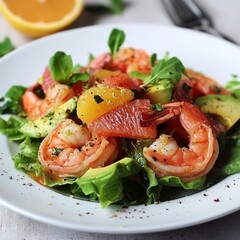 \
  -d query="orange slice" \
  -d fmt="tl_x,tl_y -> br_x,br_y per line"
0,0 -> 84,38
